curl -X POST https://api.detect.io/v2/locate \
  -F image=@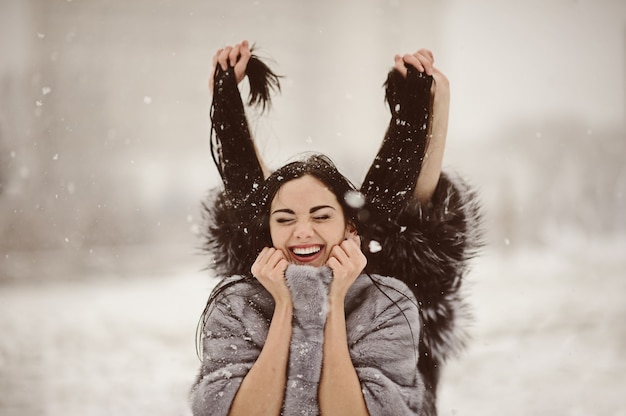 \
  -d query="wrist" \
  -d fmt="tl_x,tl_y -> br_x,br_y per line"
326,293 -> 346,314
274,298 -> 293,313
